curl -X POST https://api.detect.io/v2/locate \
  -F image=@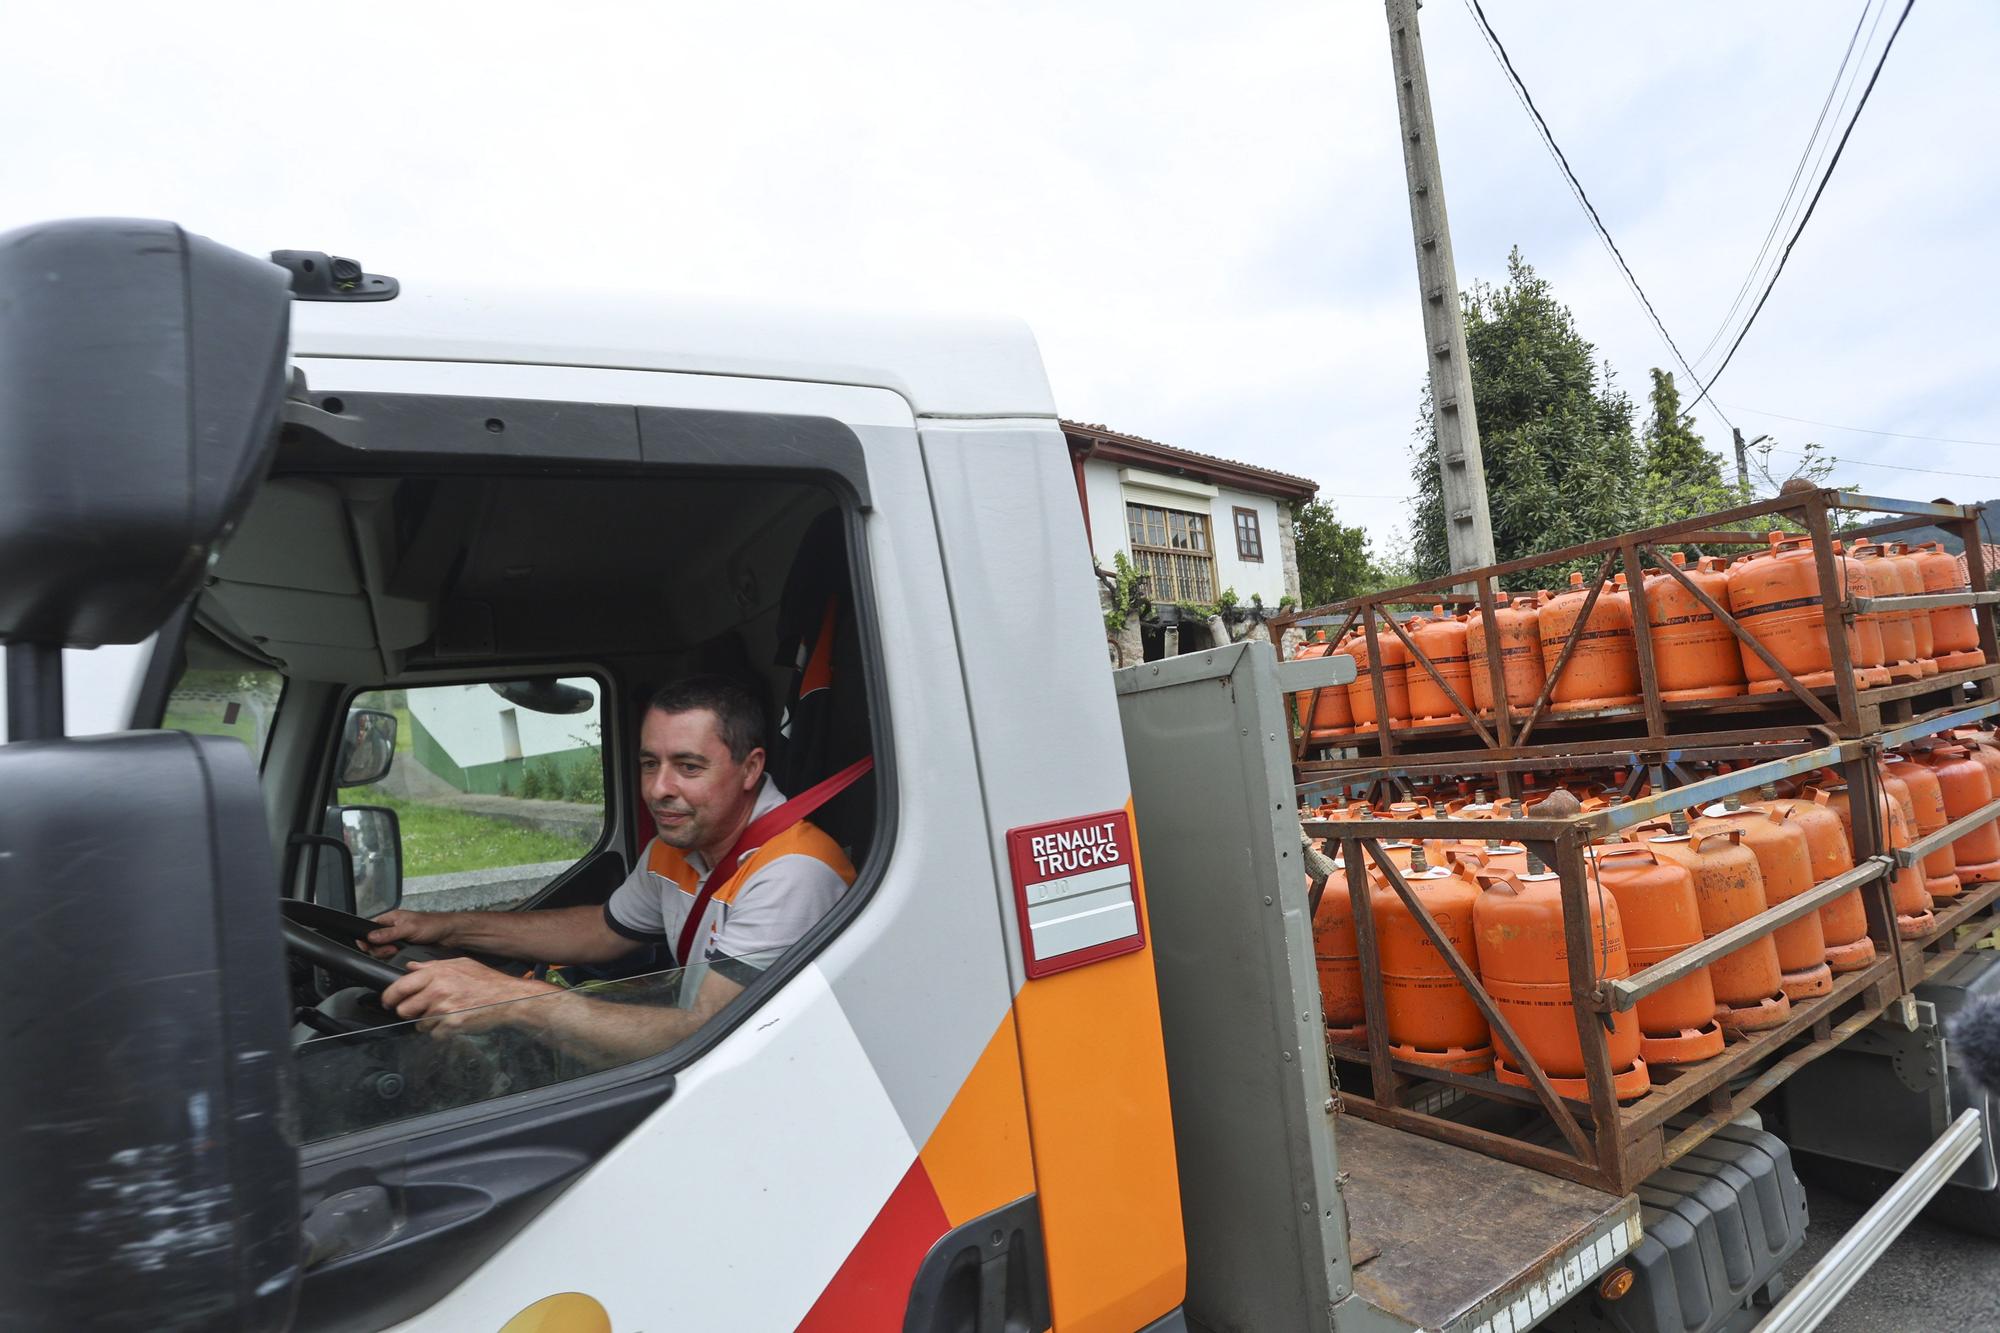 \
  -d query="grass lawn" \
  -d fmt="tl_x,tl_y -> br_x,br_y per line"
345,789 -> 597,878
